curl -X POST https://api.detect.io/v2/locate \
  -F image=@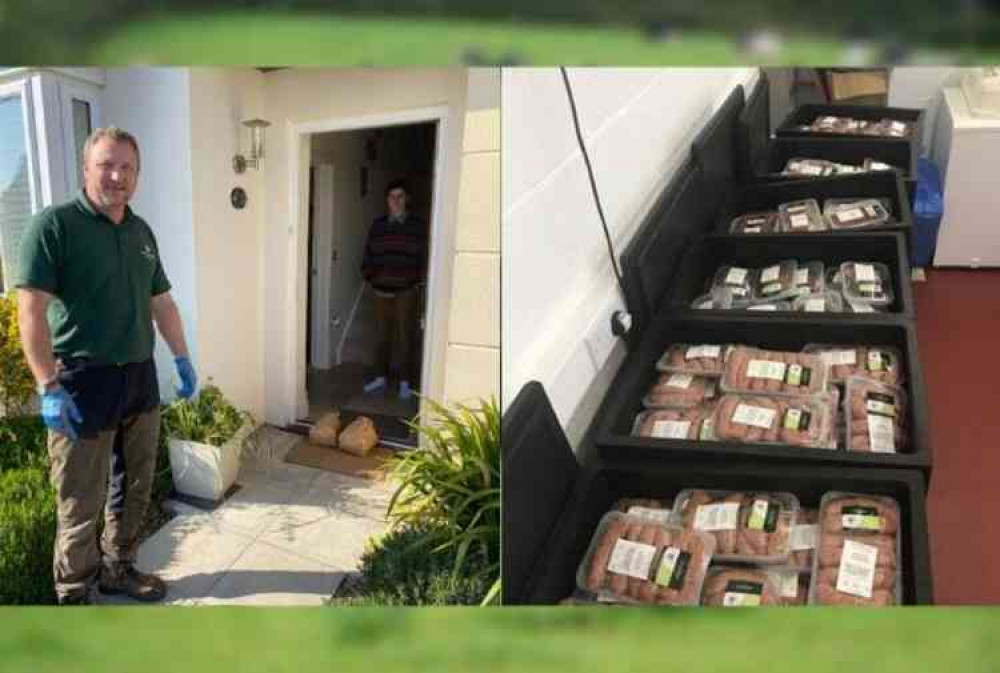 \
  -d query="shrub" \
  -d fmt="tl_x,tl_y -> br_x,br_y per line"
386,397 -> 500,588
0,293 -> 36,418
330,522 -> 492,606
0,415 -> 47,473
0,467 -> 57,605
160,383 -> 254,446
